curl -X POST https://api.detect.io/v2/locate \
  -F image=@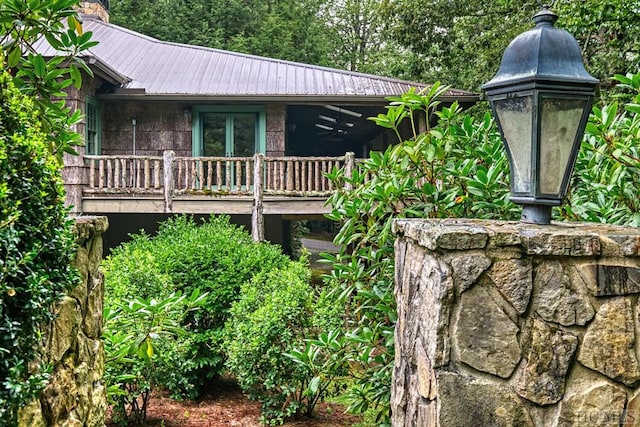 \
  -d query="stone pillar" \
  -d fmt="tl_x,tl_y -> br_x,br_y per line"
266,104 -> 286,157
19,216 -> 109,427
392,218 -> 640,427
